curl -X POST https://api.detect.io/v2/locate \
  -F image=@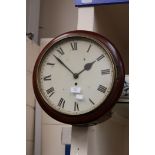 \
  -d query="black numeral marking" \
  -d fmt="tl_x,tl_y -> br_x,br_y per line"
71,42 -> 77,50
47,62 -> 55,66
87,44 -> 92,52
89,98 -> 95,105
97,85 -> 107,93
101,69 -> 110,75
43,75 -> 51,81
57,47 -> 64,55
74,102 -> 79,111
46,87 -> 55,97
97,54 -> 105,61
58,98 -> 65,108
